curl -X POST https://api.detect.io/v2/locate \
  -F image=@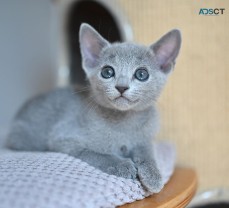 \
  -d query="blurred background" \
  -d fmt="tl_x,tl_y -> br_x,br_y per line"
0,0 -> 228,192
